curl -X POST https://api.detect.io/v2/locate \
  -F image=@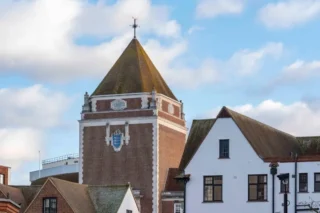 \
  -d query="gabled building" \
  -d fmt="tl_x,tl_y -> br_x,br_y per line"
0,177 -> 139,213
180,106 -> 320,213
